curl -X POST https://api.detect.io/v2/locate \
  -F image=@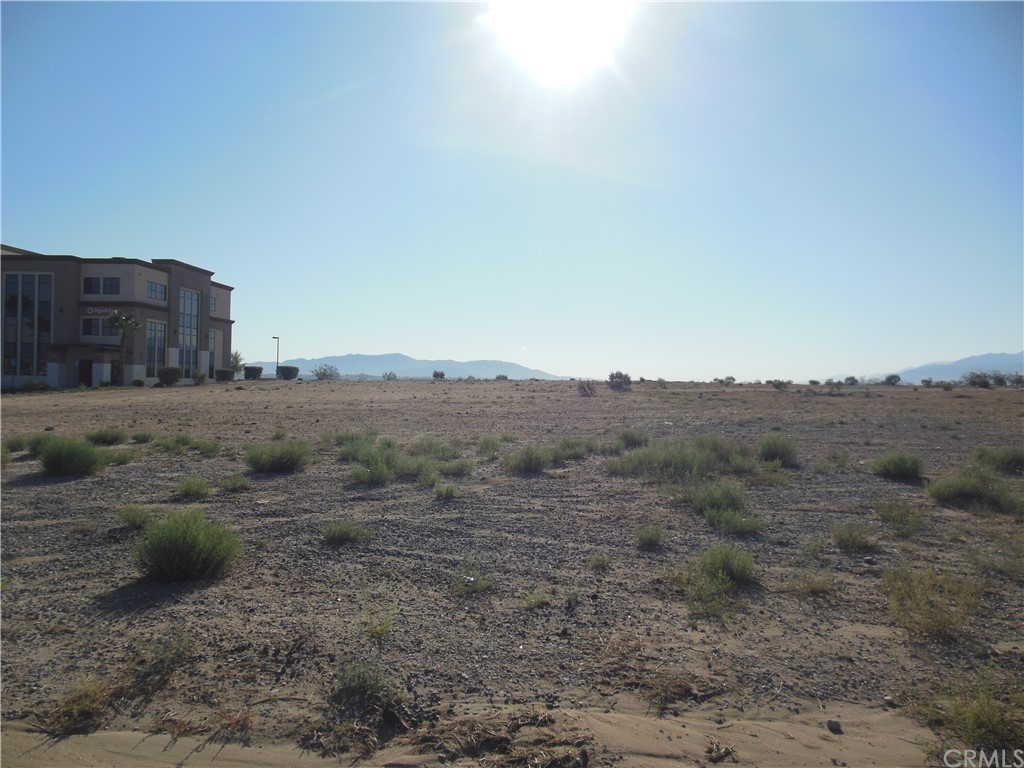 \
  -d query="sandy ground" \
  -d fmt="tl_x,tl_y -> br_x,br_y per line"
1,378 -> 1021,767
